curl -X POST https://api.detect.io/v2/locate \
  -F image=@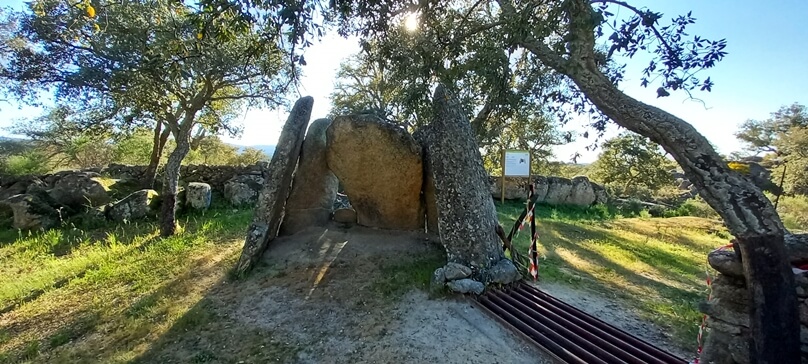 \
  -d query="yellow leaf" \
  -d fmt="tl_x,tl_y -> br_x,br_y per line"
196,33 -> 203,39
93,23 -> 100,32
86,5 -> 96,18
